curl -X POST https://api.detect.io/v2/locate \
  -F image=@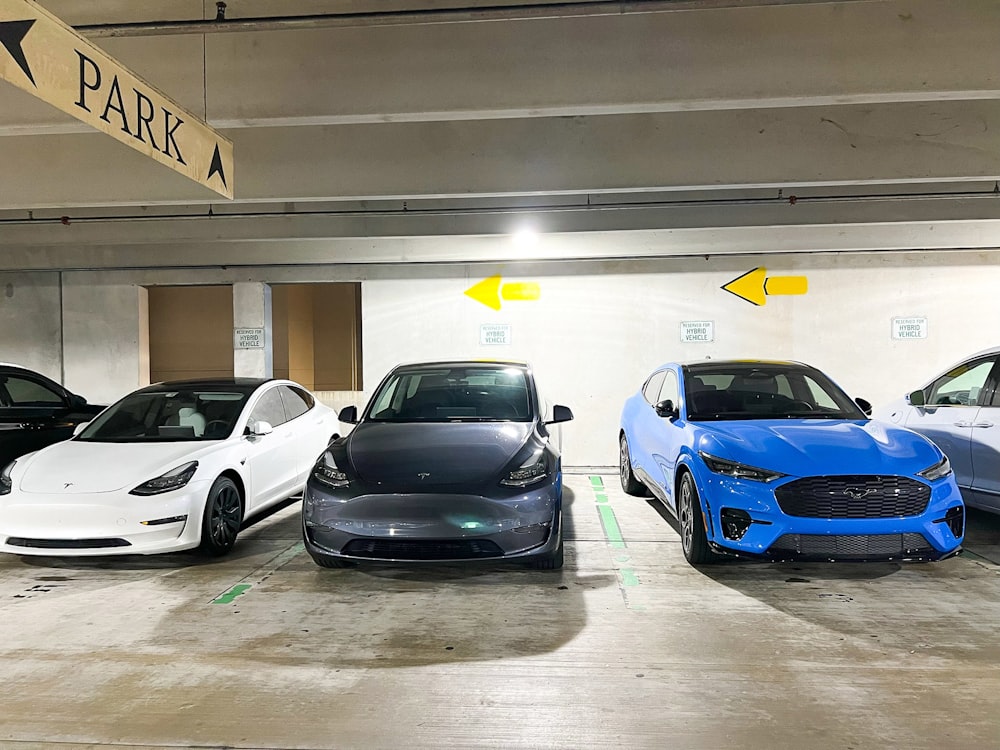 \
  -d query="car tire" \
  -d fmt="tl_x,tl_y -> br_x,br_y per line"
529,538 -> 564,570
678,472 -> 716,565
310,553 -> 357,569
198,476 -> 243,556
619,435 -> 648,496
